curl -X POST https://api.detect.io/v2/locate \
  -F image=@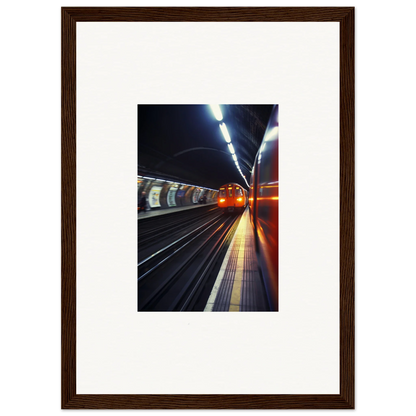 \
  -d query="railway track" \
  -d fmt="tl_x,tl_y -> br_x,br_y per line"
138,212 -> 241,311
138,205 -> 219,249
